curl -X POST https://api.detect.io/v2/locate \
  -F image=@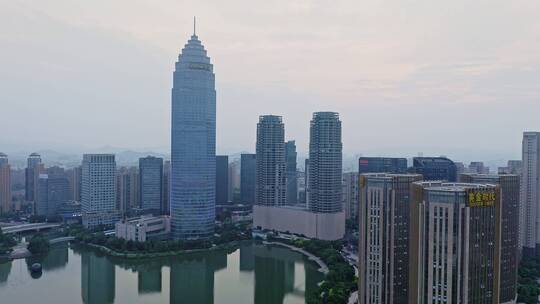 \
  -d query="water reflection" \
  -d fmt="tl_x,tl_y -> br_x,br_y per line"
0,261 -> 12,285
137,262 -> 162,294
81,251 -> 115,304
0,242 -> 323,304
